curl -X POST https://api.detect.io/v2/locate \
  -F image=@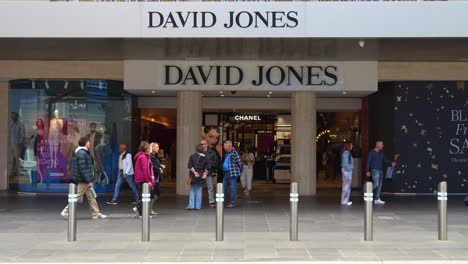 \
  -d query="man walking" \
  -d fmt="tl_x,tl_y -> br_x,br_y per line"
107,144 -> 139,205
61,136 -> 107,219
201,140 -> 218,208
366,141 -> 396,205
222,141 -> 243,208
